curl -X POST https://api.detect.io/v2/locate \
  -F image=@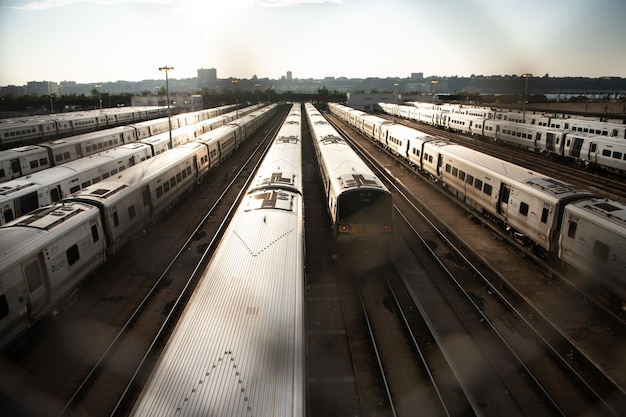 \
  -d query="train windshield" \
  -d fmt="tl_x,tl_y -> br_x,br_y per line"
338,190 -> 392,224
